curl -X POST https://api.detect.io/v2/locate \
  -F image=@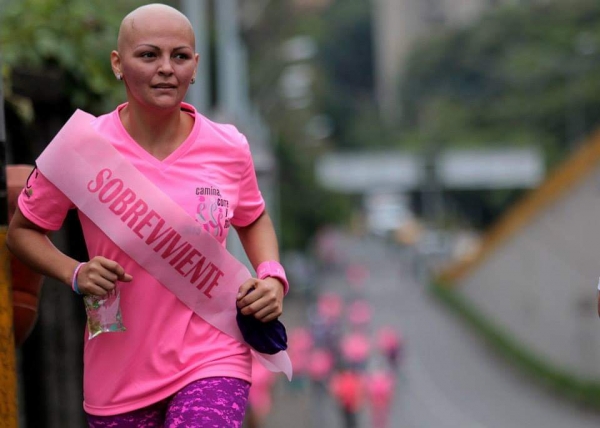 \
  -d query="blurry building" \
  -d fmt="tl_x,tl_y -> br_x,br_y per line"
439,130 -> 600,378
372,0 -> 504,123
